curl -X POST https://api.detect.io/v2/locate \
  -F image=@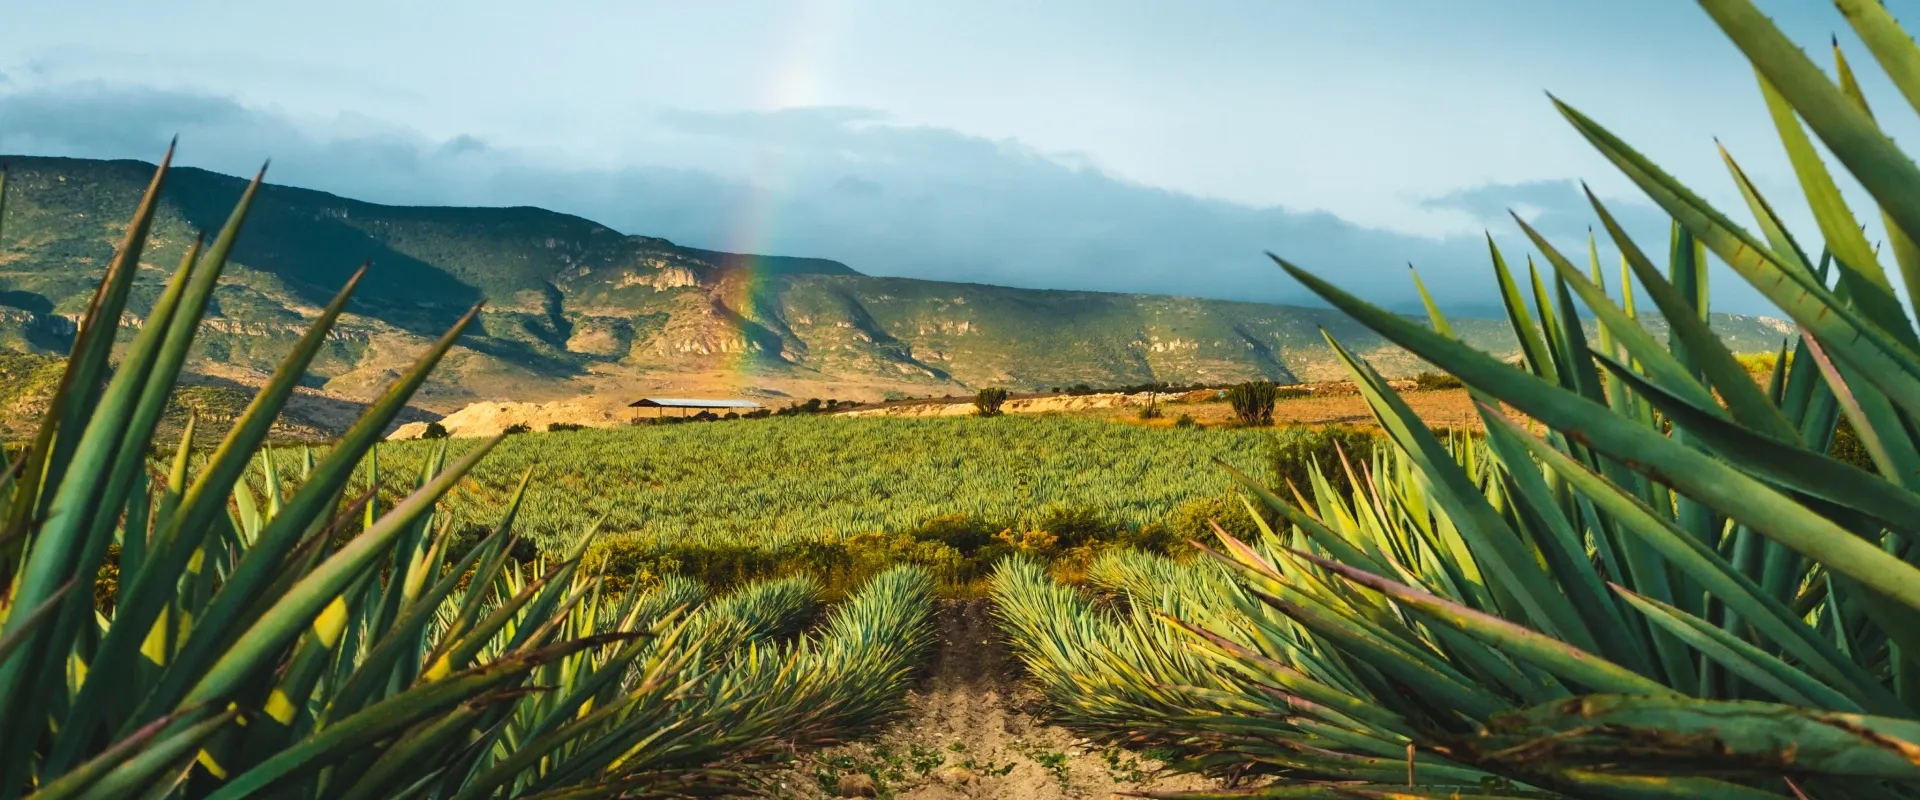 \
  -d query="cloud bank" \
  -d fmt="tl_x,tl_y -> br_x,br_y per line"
0,81 -> 1777,317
